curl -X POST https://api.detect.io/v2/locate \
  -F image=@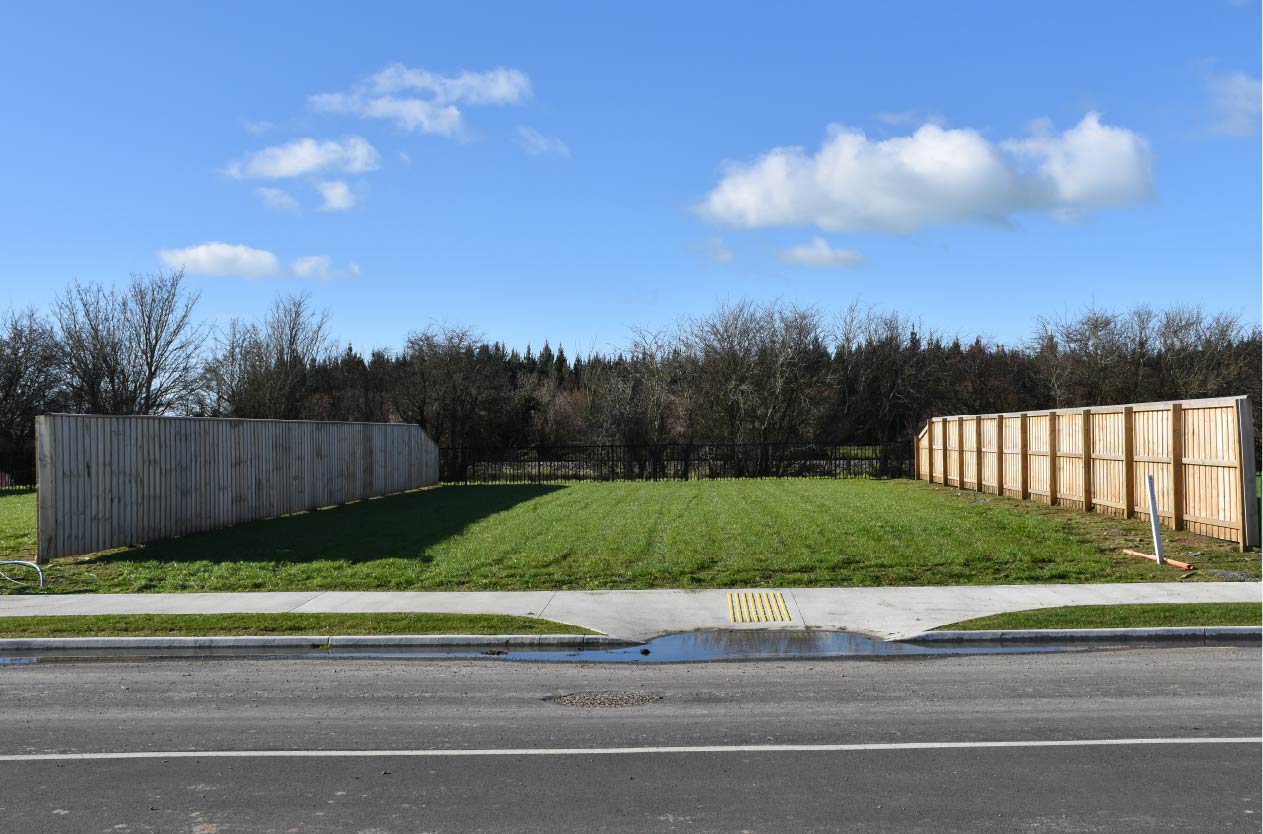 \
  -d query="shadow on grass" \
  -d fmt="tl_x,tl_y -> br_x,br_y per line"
88,484 -> 566,566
